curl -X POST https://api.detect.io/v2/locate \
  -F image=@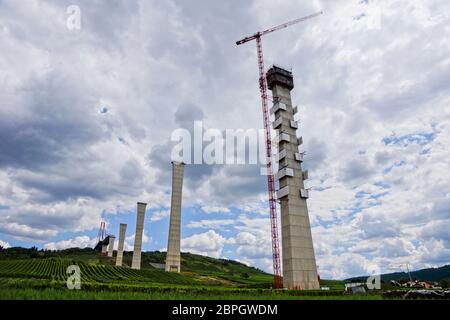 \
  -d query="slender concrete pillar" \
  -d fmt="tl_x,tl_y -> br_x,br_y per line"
165,161 -> 185,273
115,224 -> 127,267
267,66 -> 320,290
132,202 -> 147,270
107,235 -> 115,257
